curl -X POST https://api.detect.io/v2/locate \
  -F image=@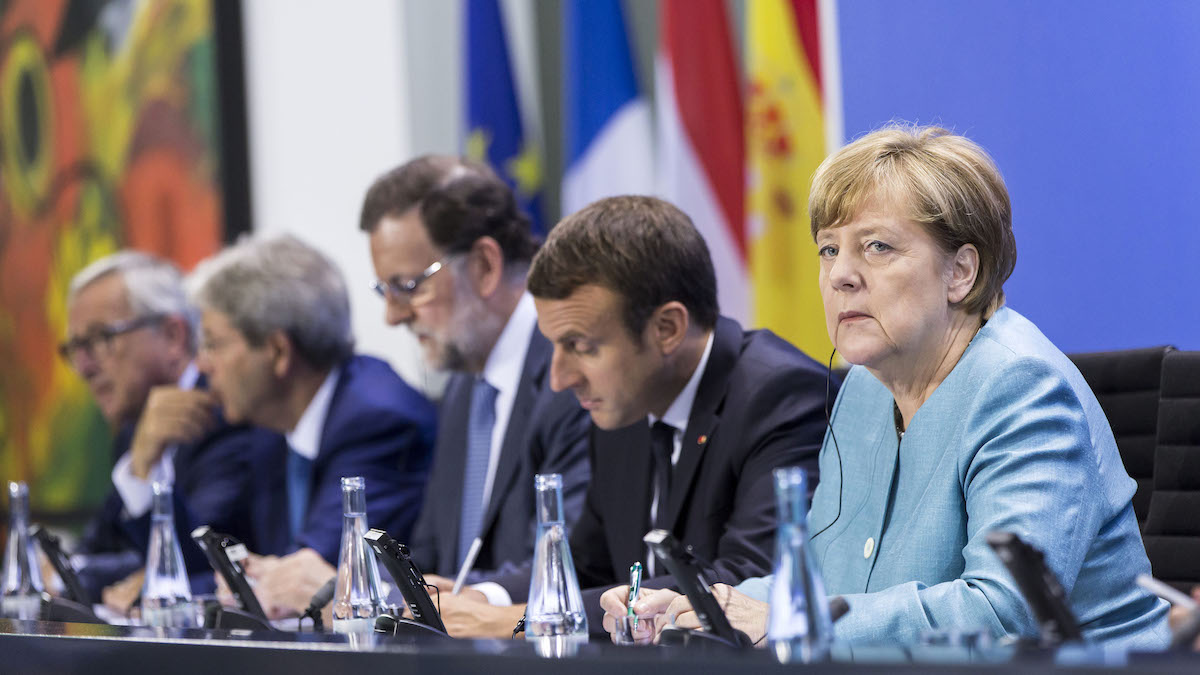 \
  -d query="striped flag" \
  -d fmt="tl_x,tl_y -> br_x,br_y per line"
464,0 -> 544,233
655,0 -> 748,325
561,0 -> 653,216
747,0 -> 837,359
